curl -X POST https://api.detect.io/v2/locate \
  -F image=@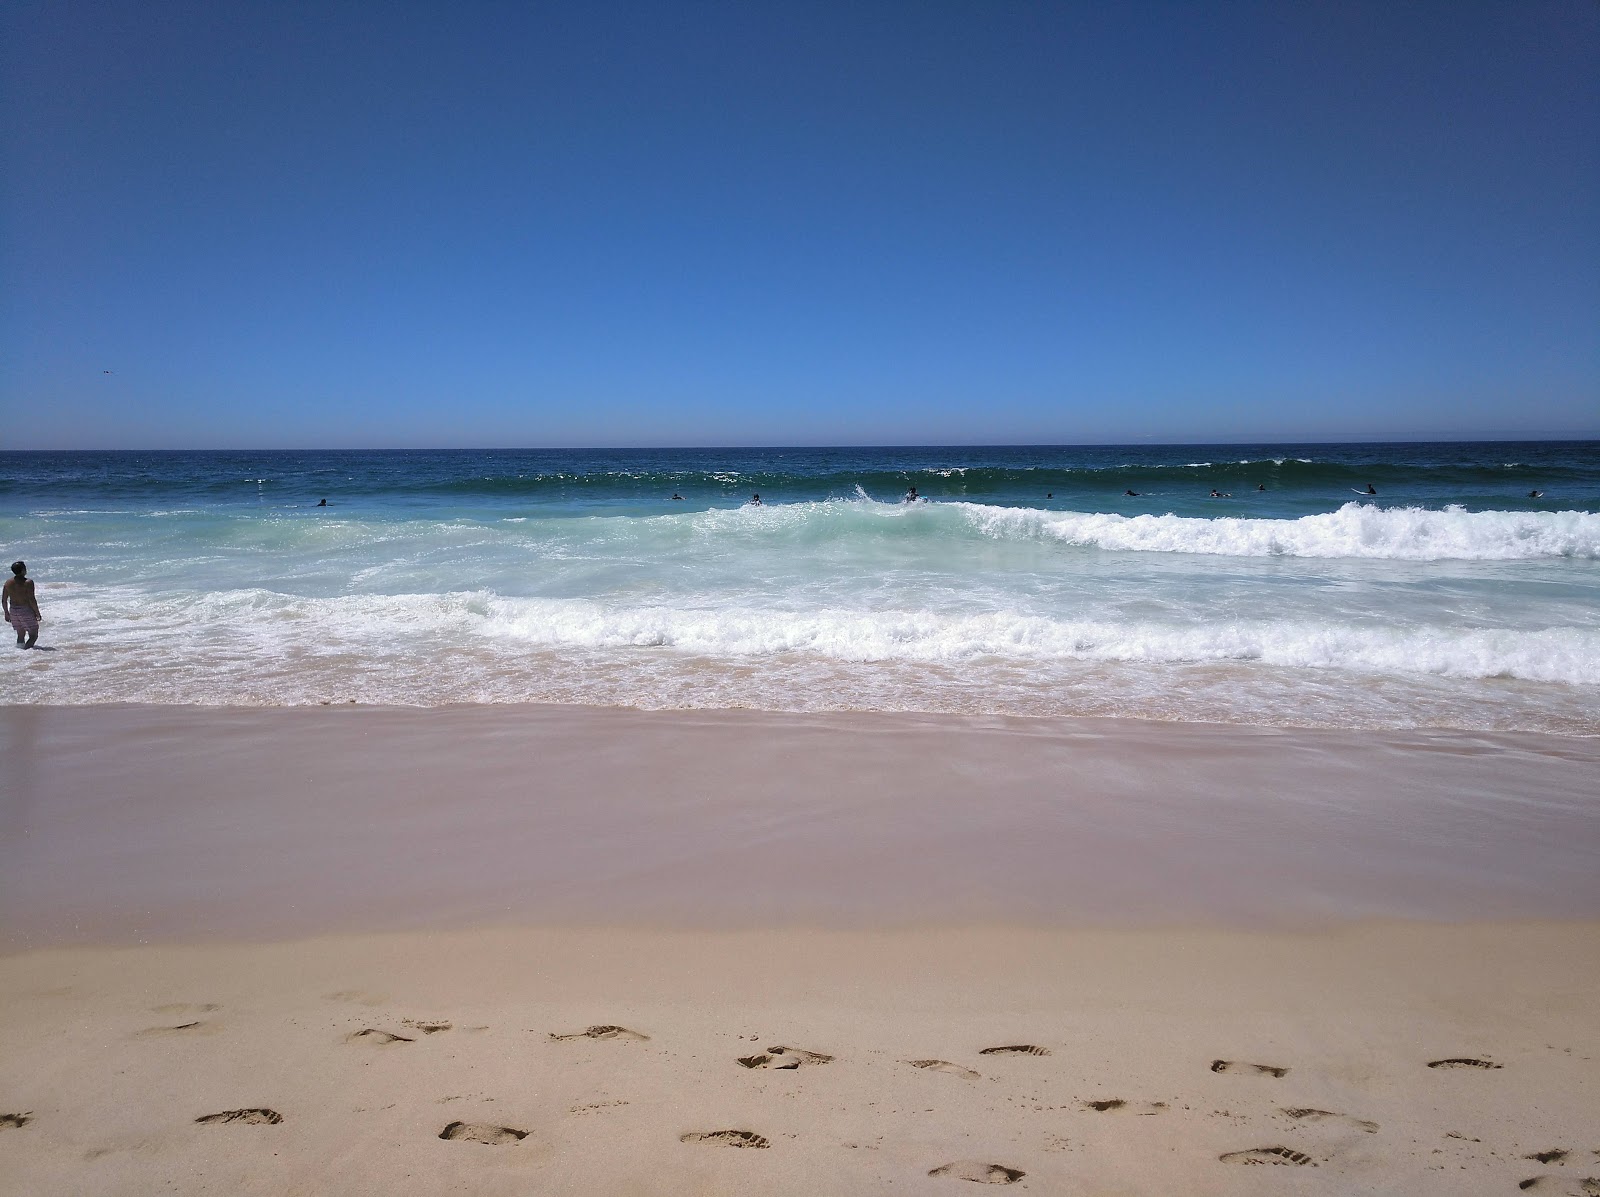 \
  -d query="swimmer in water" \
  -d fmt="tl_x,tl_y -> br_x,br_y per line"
4,561 -> 40,649
748,493 -> 762,506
